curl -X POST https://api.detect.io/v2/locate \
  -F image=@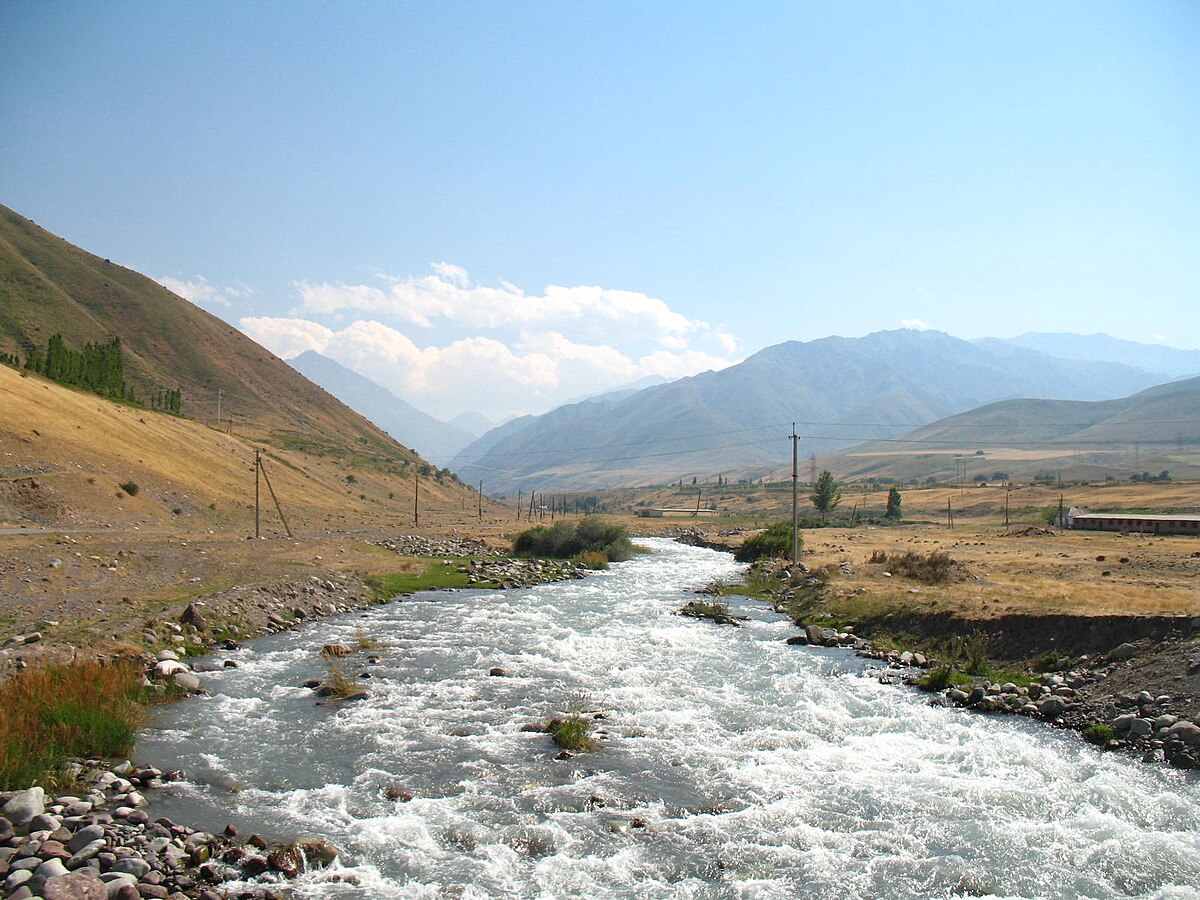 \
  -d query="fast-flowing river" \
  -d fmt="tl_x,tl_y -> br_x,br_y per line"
138,539 -> 1200,899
